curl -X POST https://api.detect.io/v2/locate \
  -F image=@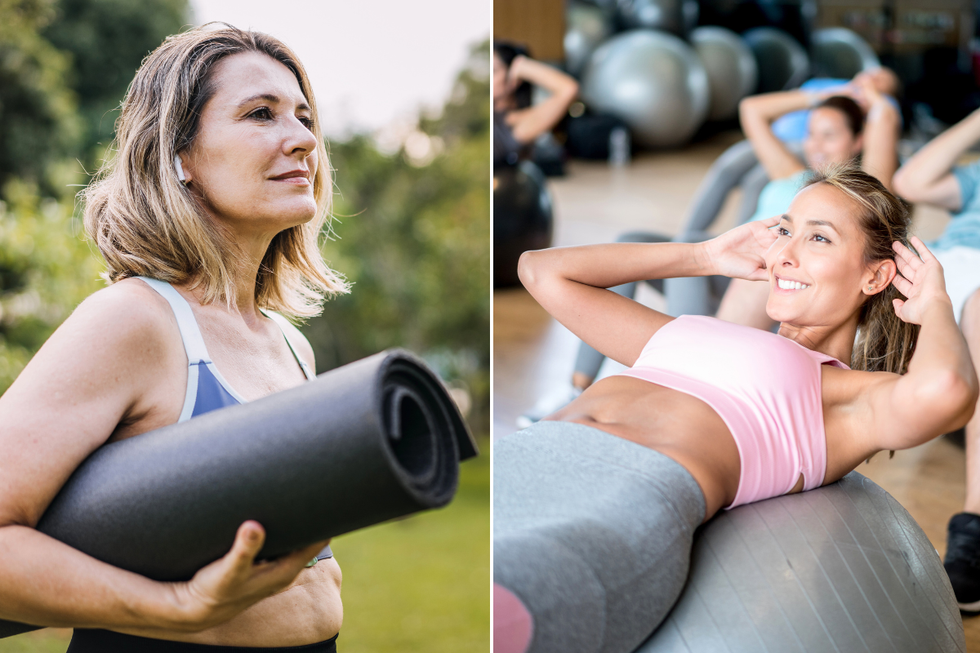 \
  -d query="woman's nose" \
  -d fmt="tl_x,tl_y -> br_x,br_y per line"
775,237 -> 799,266
284,117 -> 318,156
